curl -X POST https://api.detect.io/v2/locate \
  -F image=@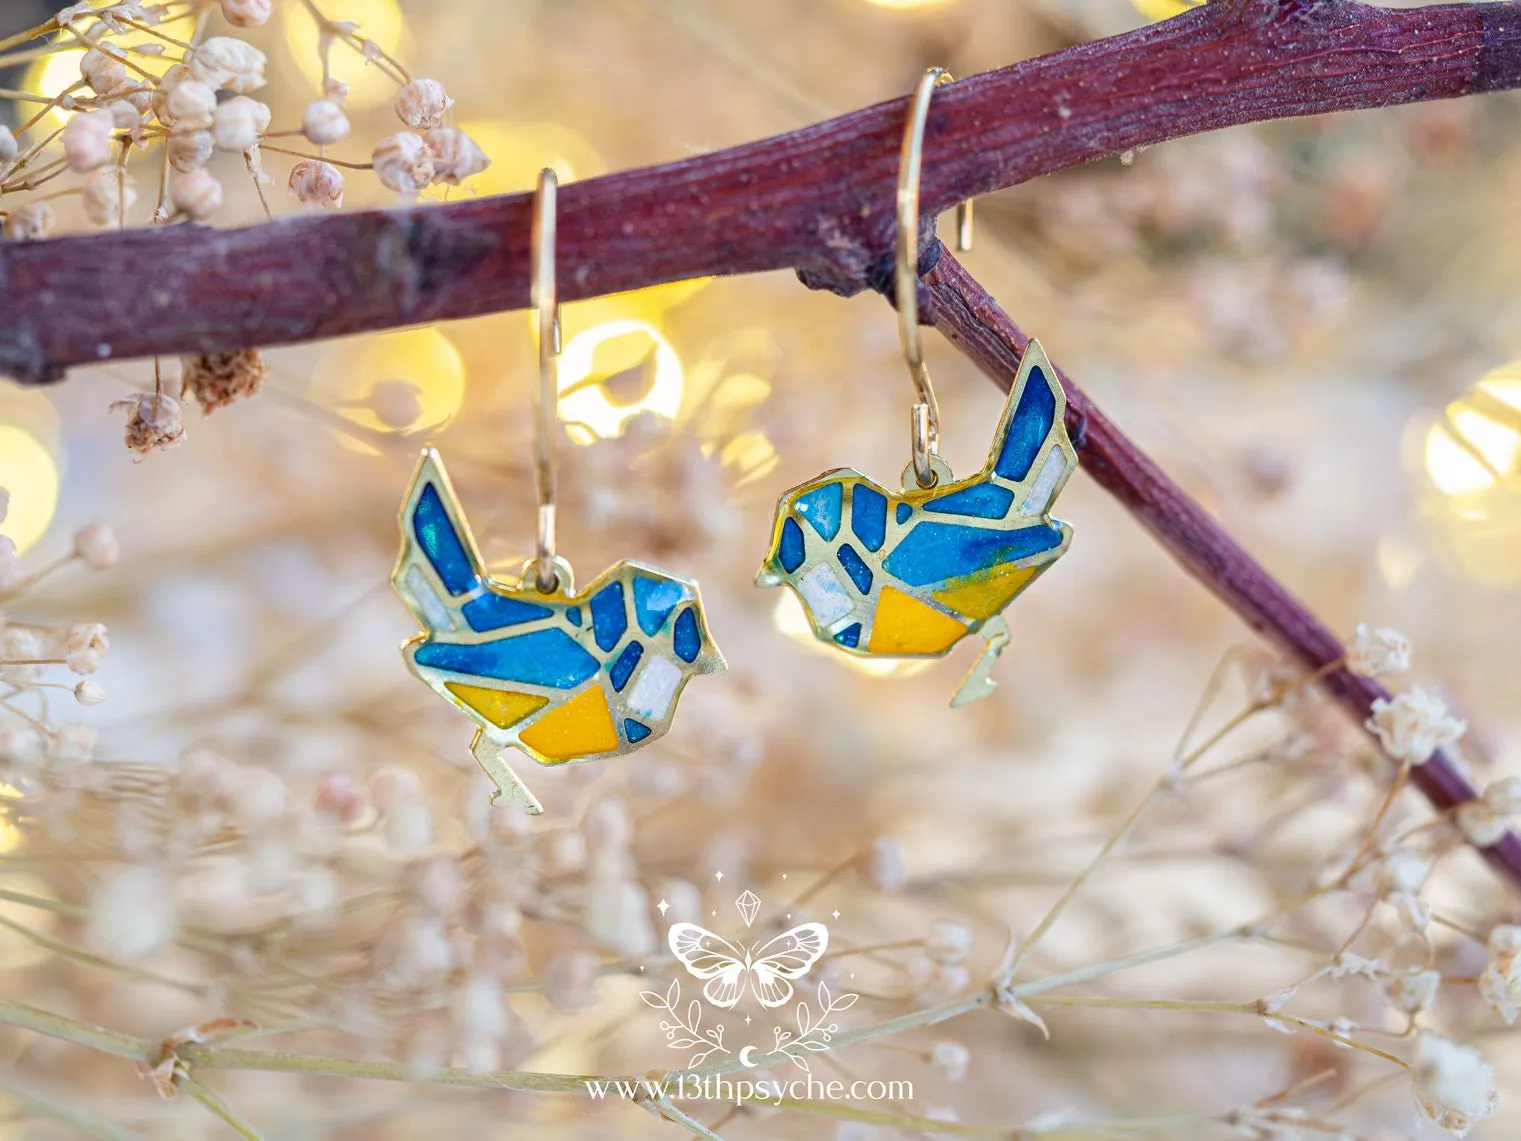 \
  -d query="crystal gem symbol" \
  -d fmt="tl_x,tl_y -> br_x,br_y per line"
735,890 -> 761,928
